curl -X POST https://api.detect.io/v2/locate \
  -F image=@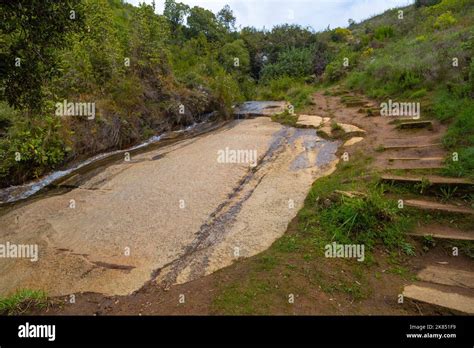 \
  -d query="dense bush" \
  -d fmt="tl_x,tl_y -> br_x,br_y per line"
434,11 -> 457,30
374,26 -> 394,40
260,47 -> 314,81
